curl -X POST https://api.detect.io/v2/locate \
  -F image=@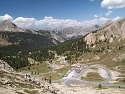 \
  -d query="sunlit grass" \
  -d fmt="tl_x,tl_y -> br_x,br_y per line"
81,72 -> 105,82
